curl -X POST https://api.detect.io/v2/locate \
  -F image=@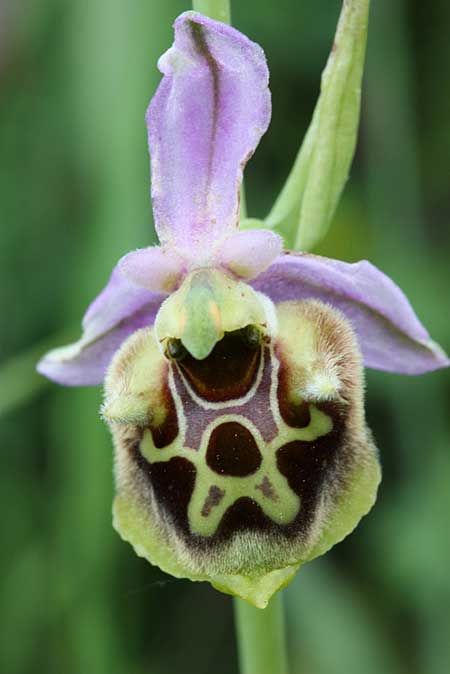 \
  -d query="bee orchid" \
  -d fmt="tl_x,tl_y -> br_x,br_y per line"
38,12 -> 448,608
